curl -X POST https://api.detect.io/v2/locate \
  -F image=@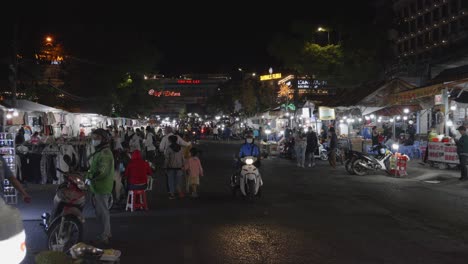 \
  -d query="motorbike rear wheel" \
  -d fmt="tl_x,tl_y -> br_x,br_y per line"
352,159 -> 369,176
345,157 -> 356,175
47,215 -> 83,252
